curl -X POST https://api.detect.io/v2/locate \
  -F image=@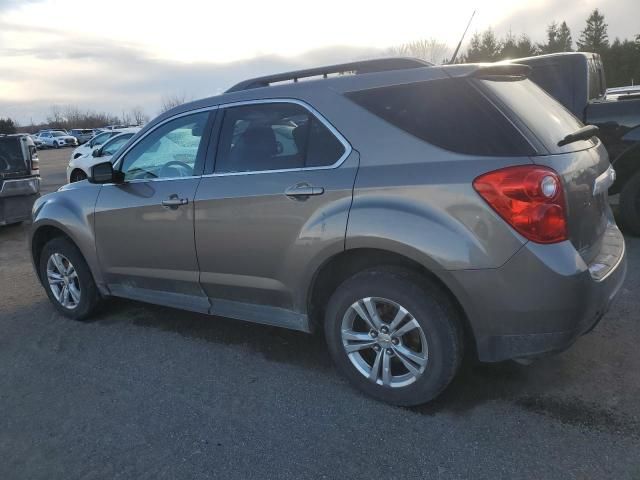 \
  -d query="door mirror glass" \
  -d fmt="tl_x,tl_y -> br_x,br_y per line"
92,148 -> 101,158
89,161 -> 123,184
